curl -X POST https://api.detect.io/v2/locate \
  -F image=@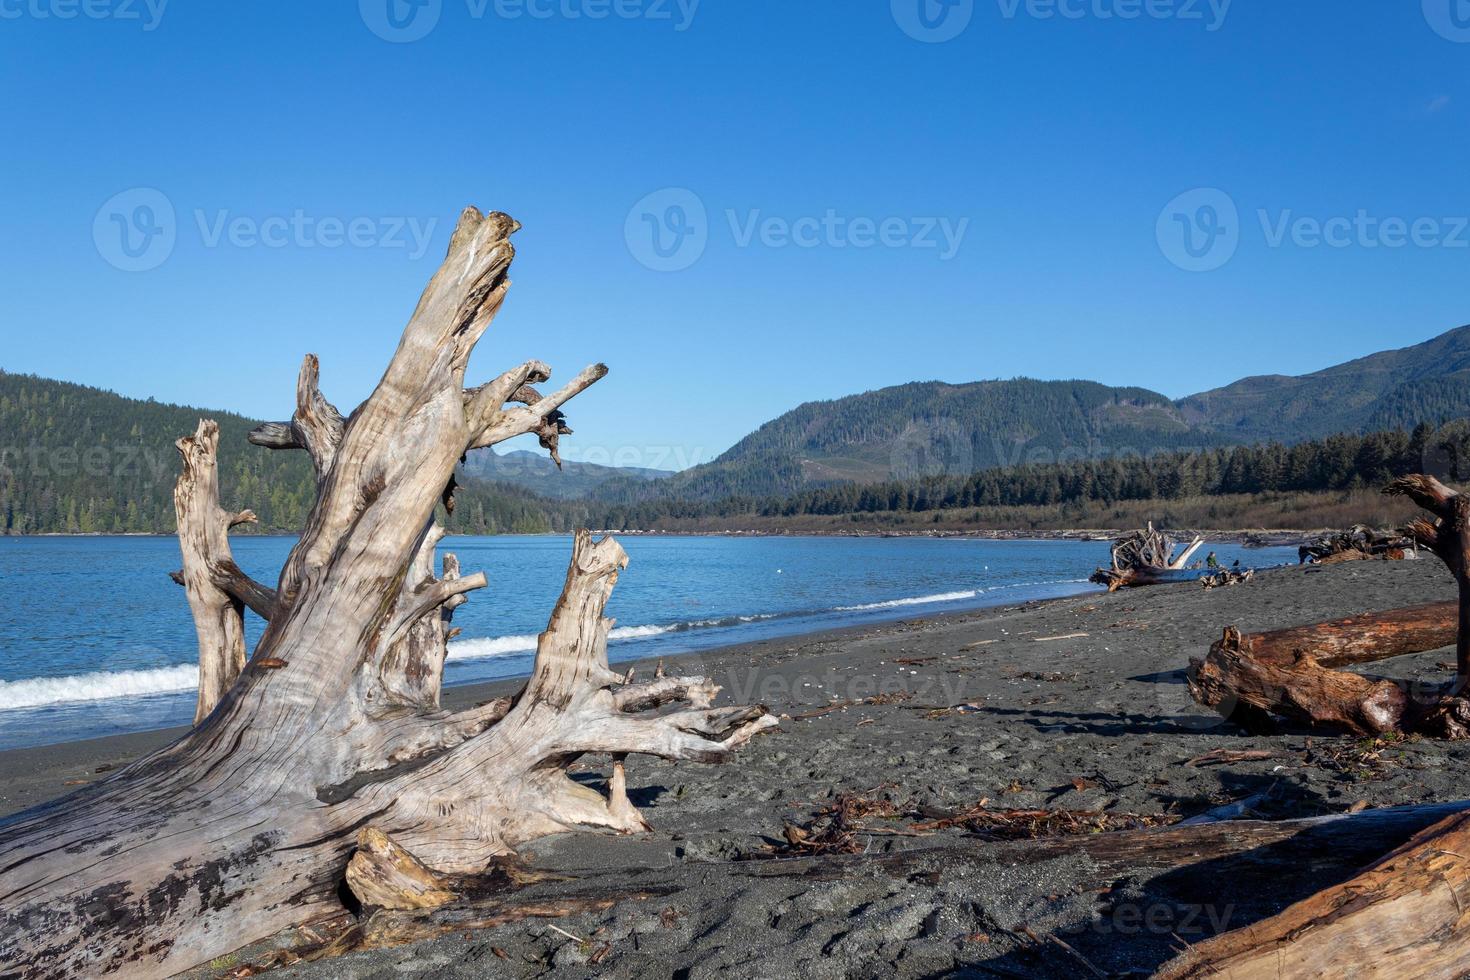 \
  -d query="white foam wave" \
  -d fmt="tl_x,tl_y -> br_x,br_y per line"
835,589 -> 979,611
446,621 -> 710,664
0,664 -> 199,710
0,583 -> 1089,712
